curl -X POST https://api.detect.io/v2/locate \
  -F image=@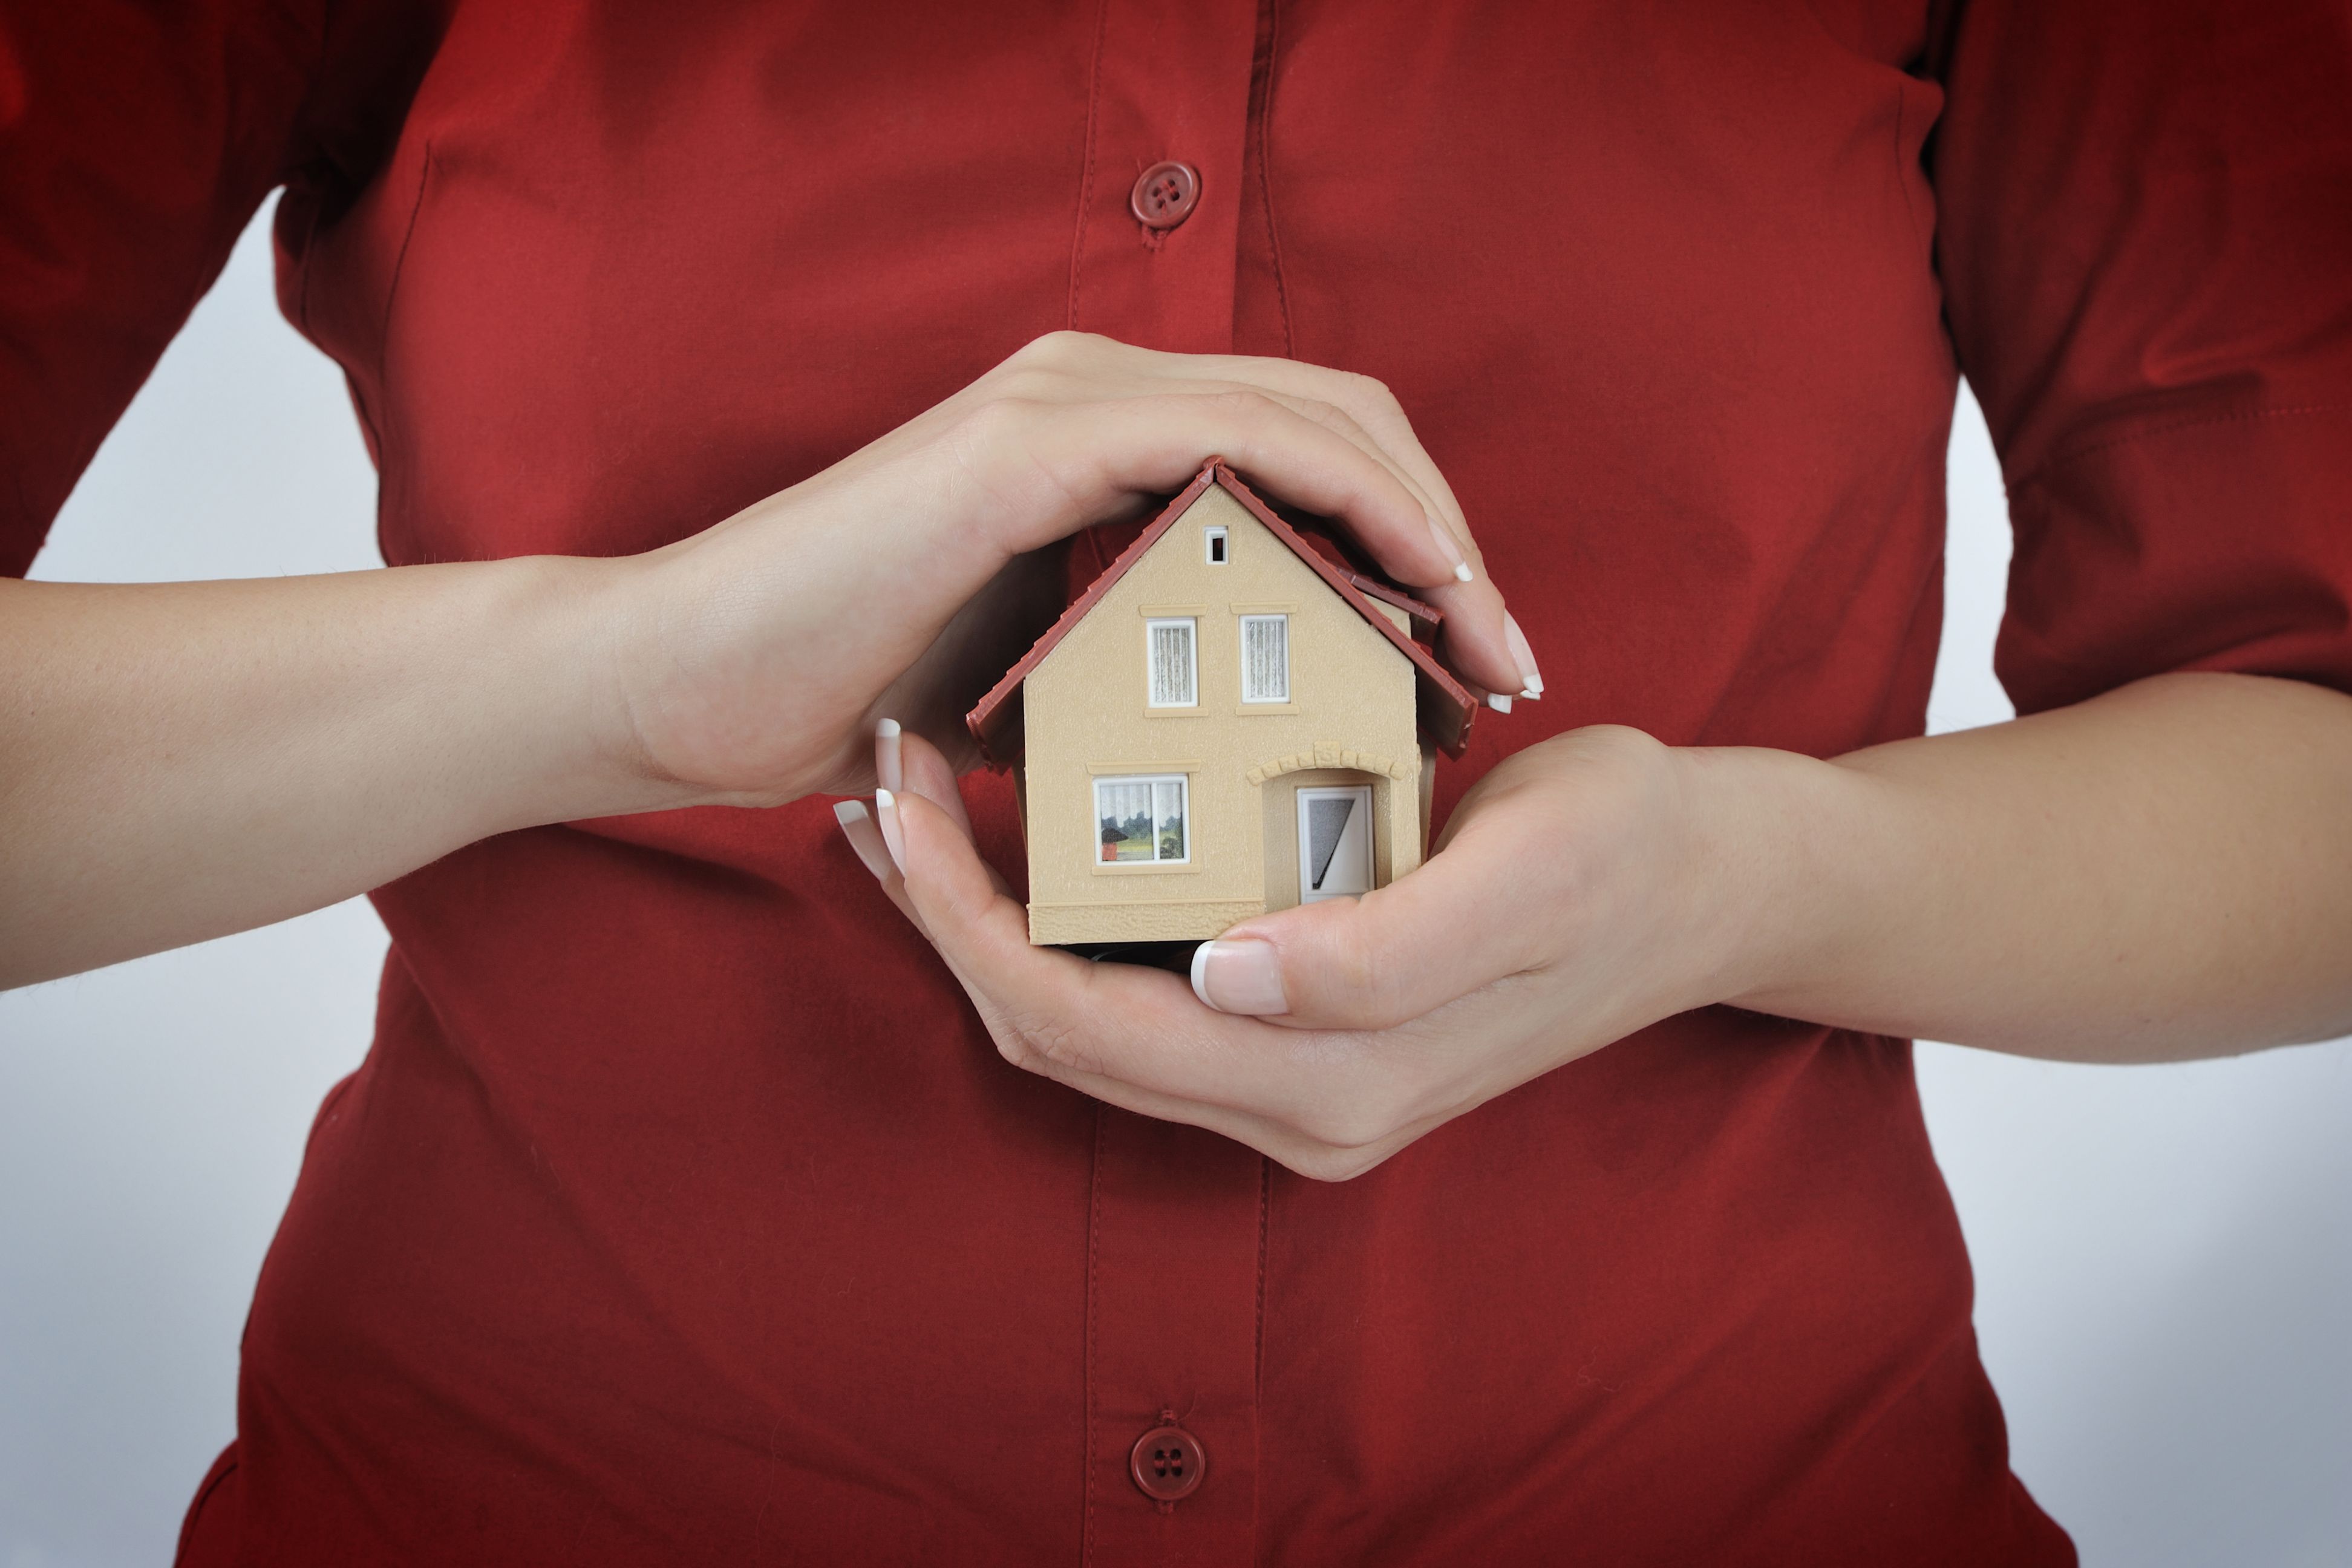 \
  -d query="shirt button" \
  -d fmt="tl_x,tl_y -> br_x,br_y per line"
1130,162 -> 1201,230
1129,1418 -> 1206,1503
